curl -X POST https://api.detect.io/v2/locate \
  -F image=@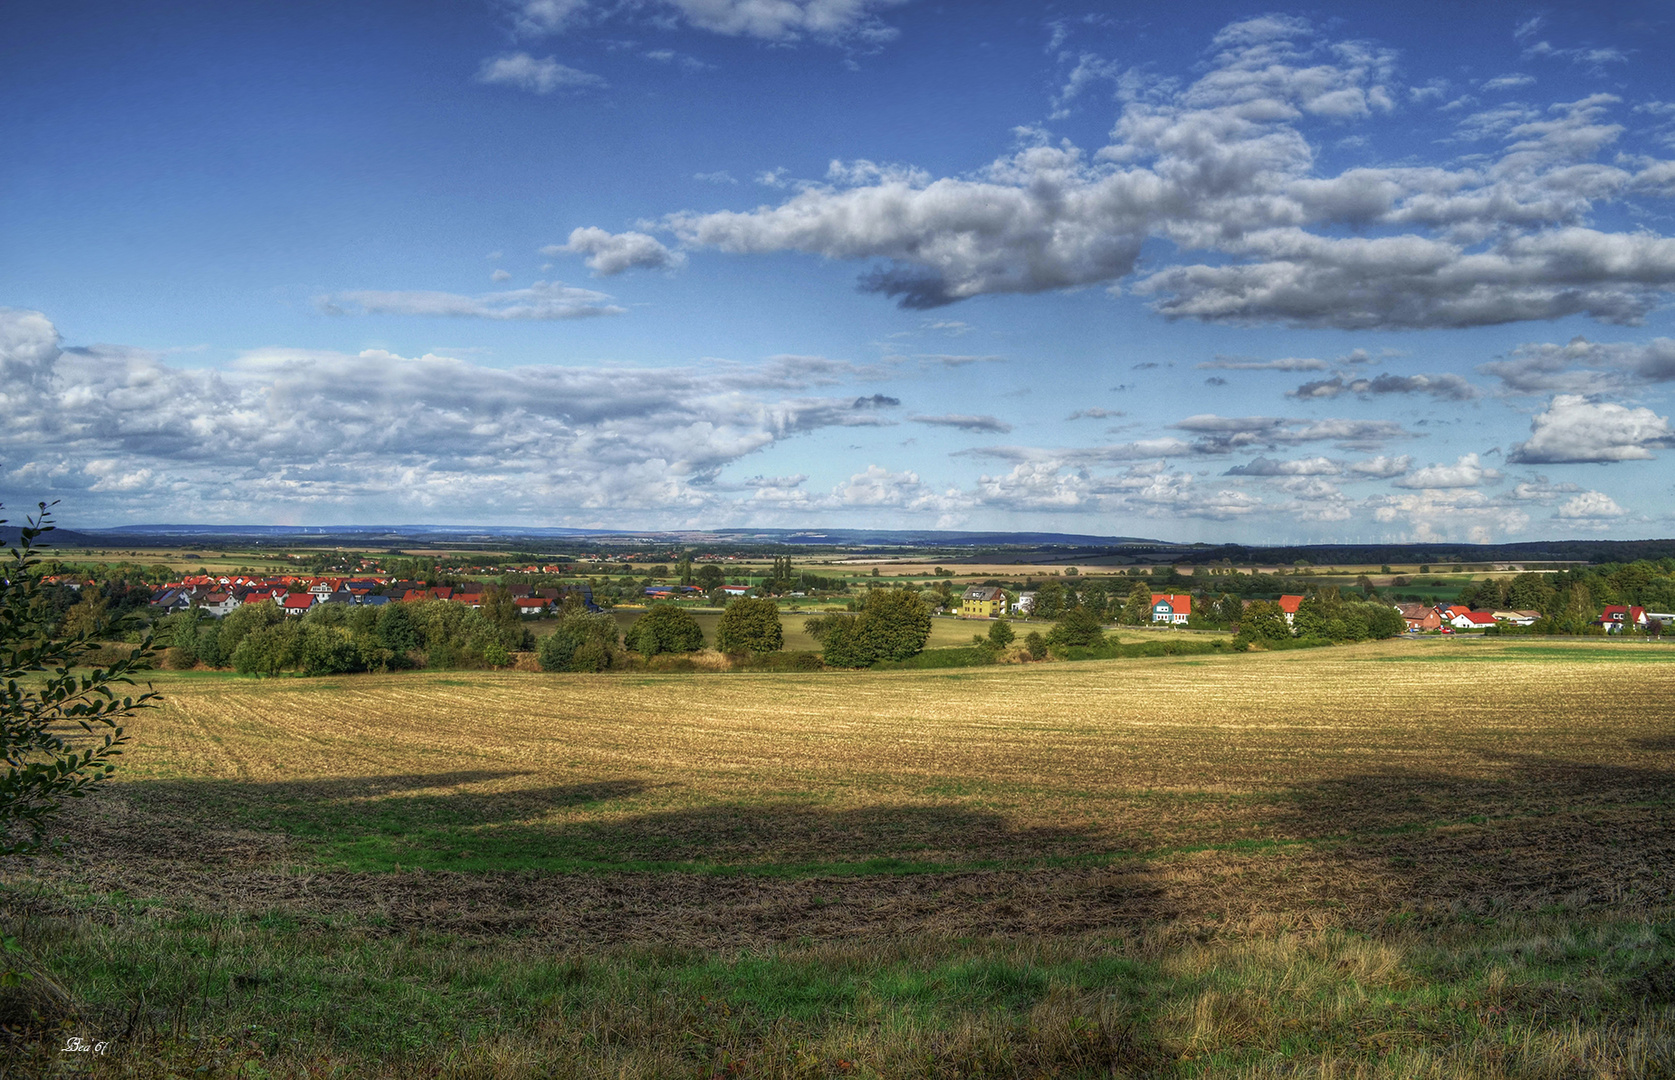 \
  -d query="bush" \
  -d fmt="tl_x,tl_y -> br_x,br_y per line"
1025,631 -> 1048,660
